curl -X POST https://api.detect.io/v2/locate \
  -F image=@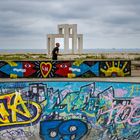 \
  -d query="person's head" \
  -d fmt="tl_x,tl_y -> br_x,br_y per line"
56,42 -> 60,47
